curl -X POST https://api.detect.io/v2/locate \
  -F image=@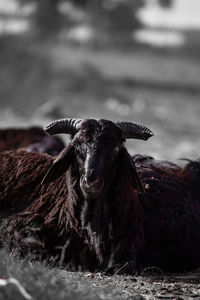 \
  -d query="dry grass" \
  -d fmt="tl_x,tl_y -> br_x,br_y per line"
1,249 -> 200,300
